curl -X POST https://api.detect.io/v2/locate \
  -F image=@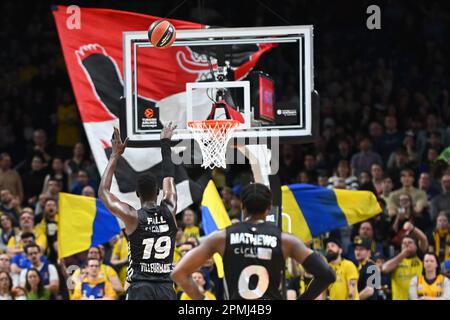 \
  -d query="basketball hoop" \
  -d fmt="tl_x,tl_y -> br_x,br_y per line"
187,119 -> 239,169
